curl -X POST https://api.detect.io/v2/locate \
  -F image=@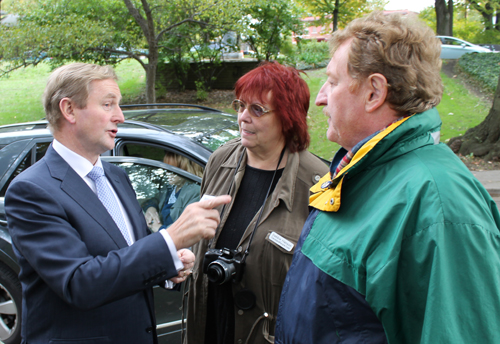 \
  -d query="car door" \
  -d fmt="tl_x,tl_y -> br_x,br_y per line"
440,37 -> 478,59
102,156 -> 201,343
